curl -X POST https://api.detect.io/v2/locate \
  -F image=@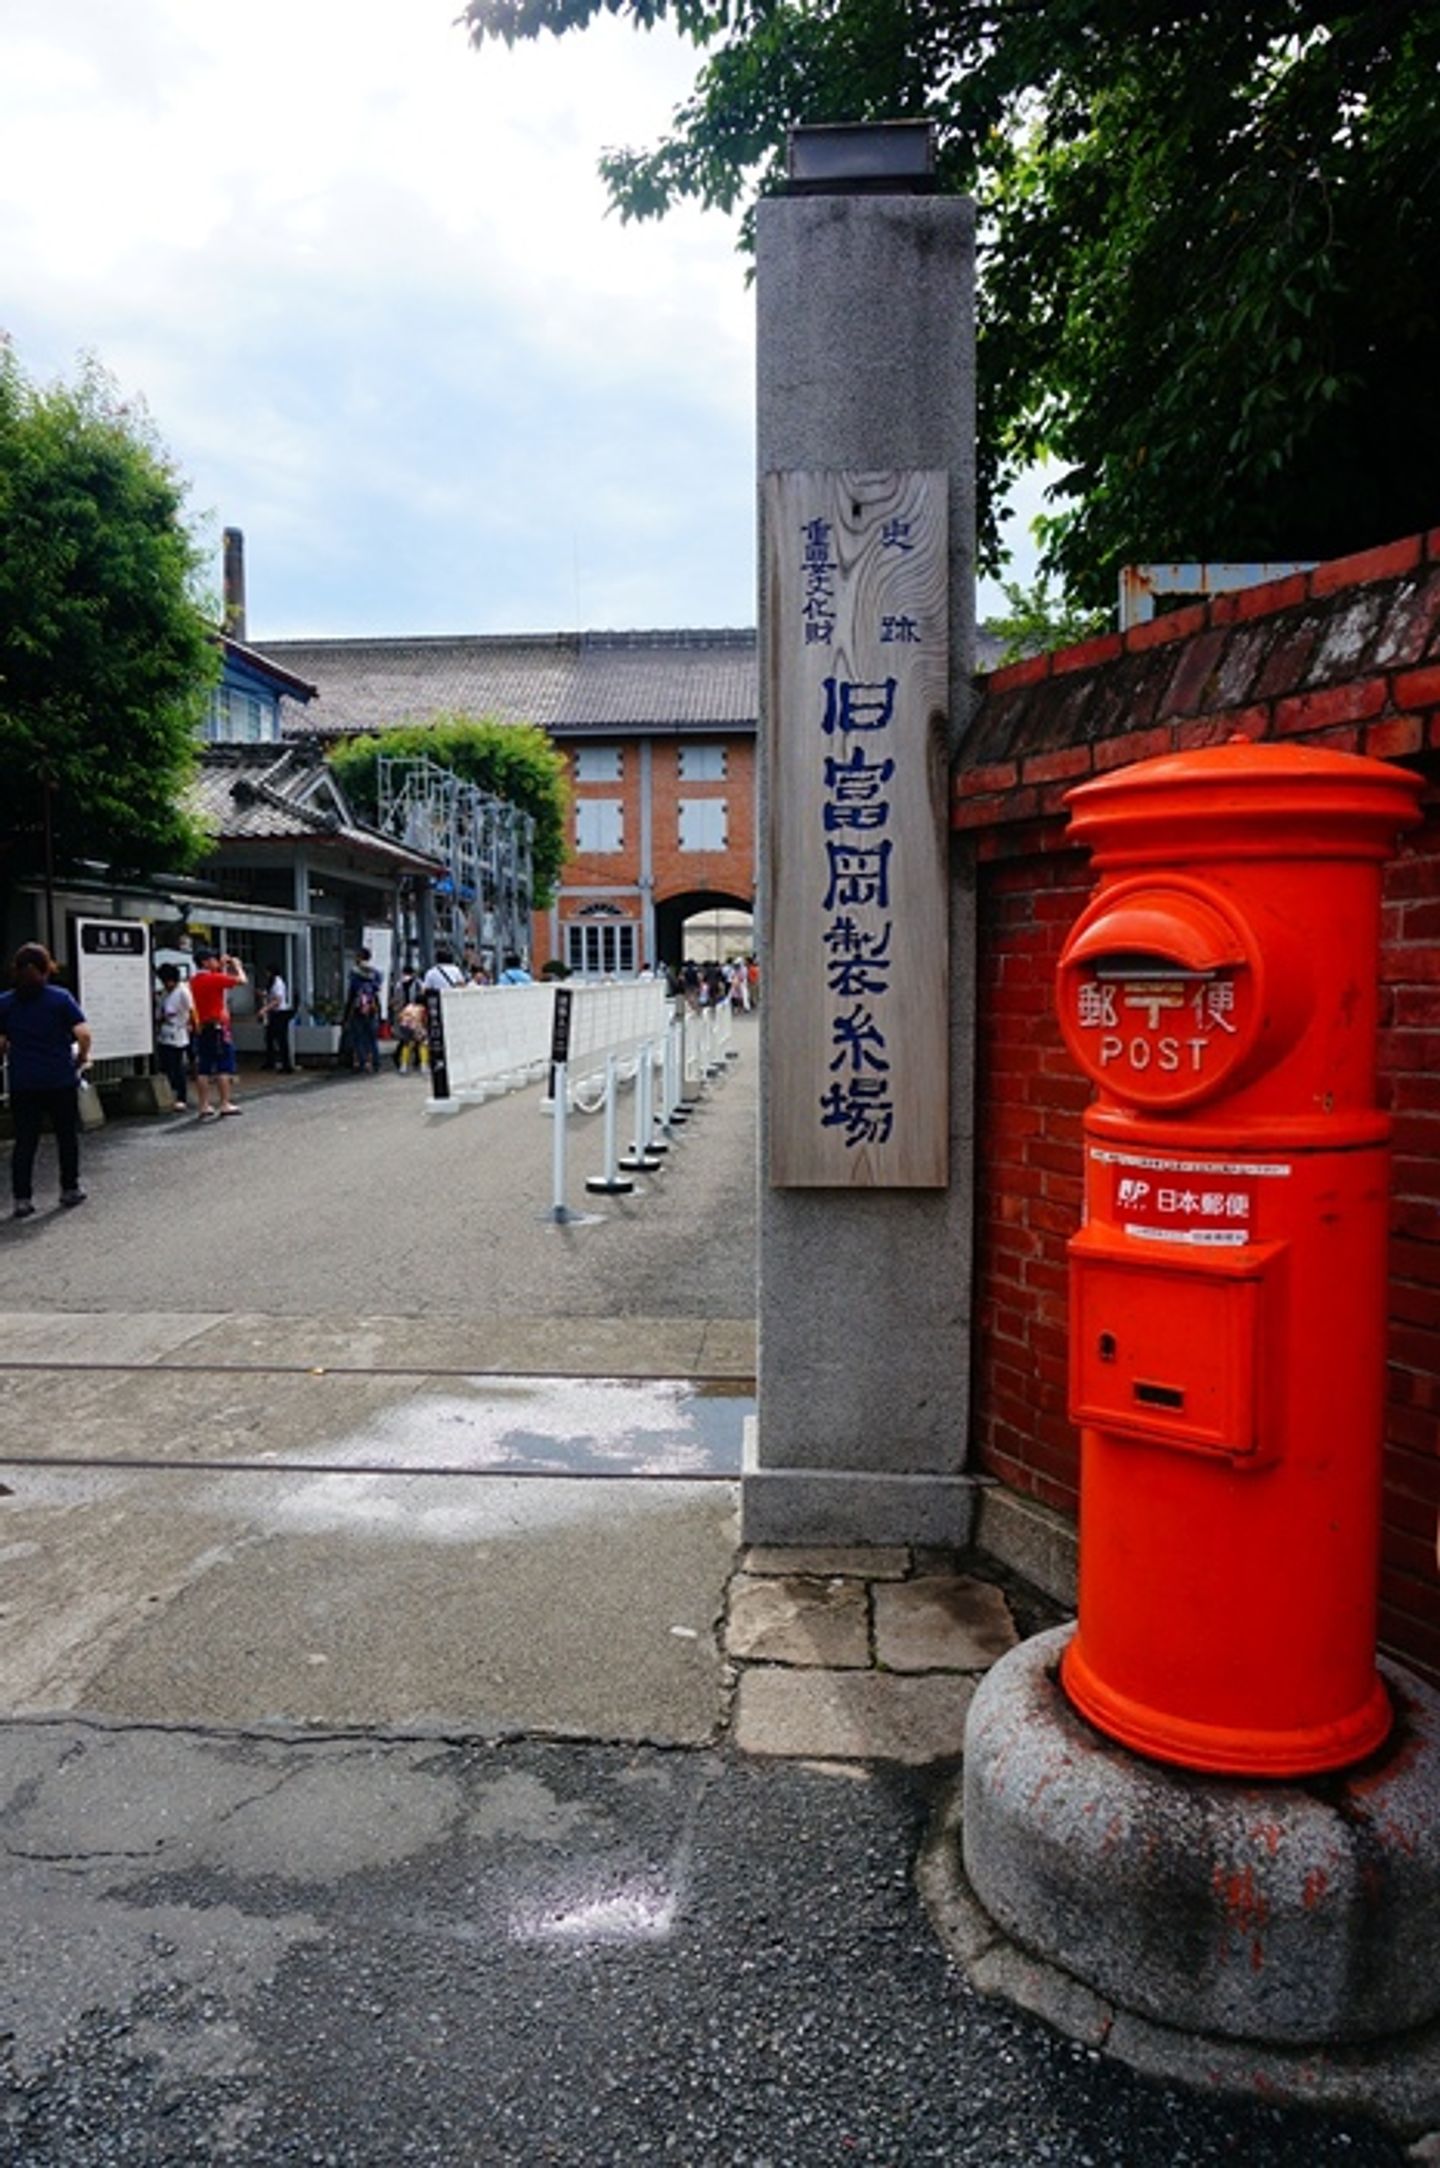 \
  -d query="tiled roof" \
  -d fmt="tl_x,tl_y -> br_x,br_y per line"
190,745 -> 443,873
253,629 -> 760,740
217,634 -> 317,702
